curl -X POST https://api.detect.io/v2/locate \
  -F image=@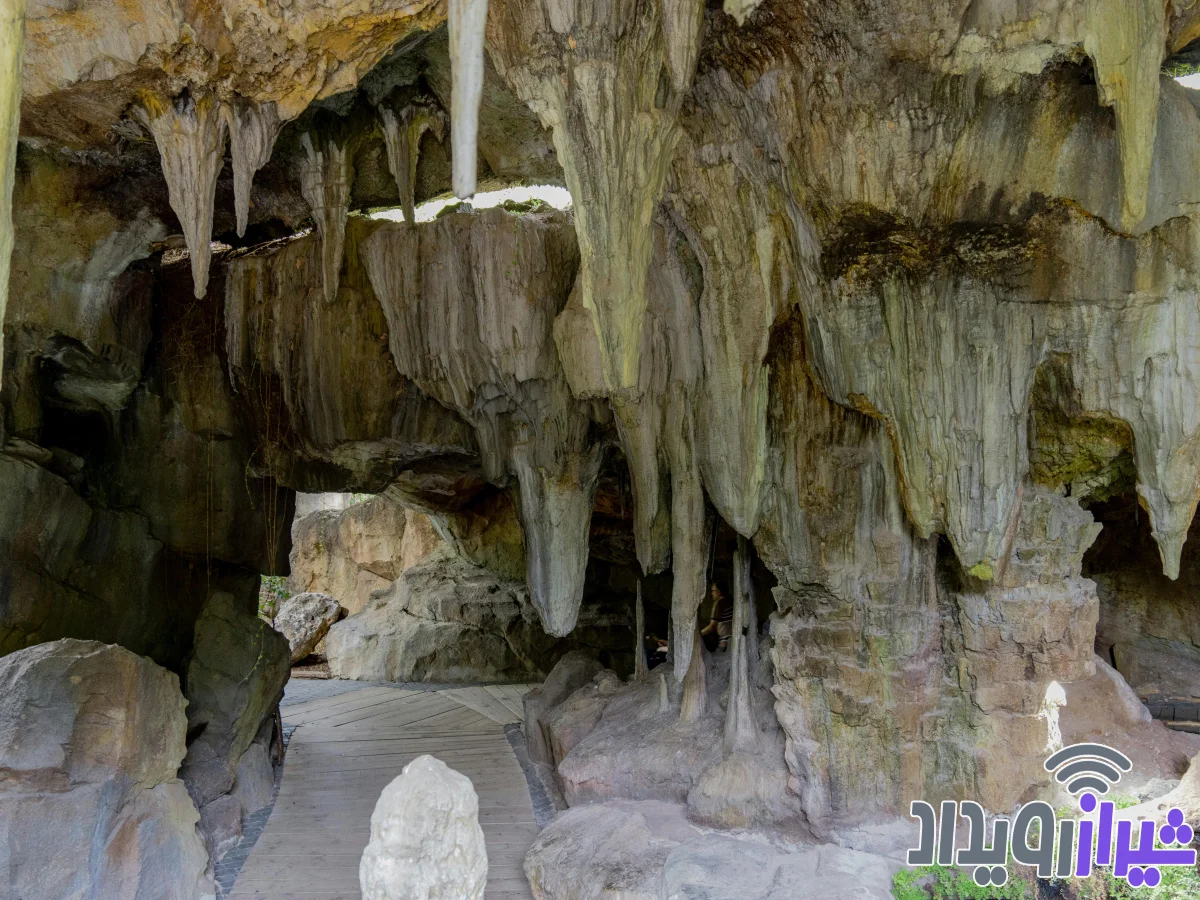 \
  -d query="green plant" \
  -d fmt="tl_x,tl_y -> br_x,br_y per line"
891,864 -> 1033,900
259,575 -> 291,620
